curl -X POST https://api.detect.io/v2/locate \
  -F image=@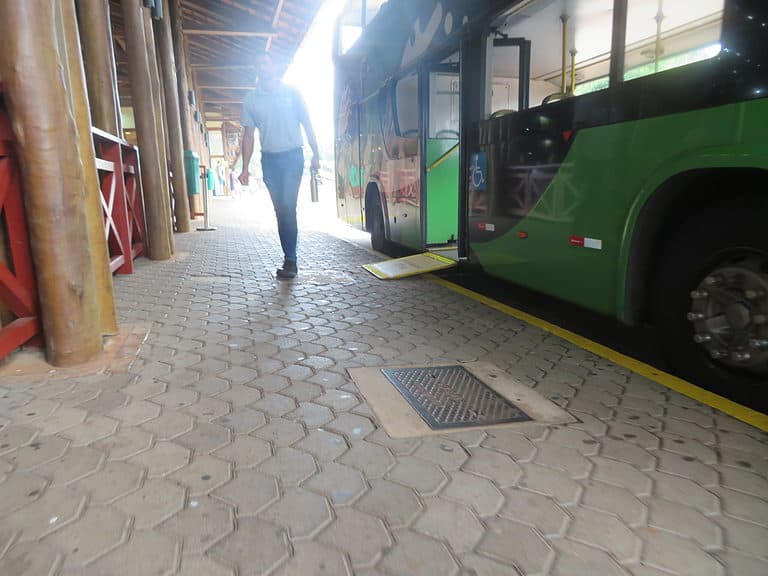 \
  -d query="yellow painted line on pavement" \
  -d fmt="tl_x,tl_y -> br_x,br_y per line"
429,275 -> 768,432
